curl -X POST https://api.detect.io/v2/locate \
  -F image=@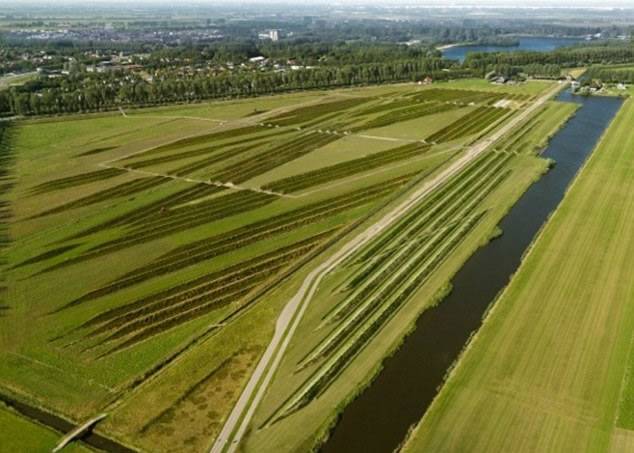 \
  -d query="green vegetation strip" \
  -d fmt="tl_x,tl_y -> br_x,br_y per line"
427,106 -> 509,143
60,172 -> 417,310
79,230 -> 335,351
267,97 -> 371,128
28,168 -> 127,195
263,142 -> 430,193
31,175 -> 169,218
43,190 -> 275,273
